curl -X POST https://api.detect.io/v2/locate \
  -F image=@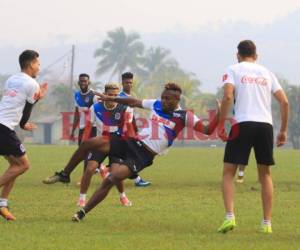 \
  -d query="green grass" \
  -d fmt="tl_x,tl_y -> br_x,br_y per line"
0,146 -> 299,250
